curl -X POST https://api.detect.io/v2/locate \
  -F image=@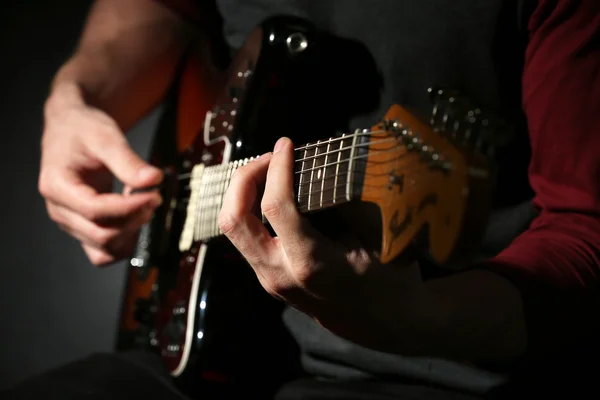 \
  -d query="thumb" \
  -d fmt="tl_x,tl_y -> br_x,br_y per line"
89,130 -> 163,189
